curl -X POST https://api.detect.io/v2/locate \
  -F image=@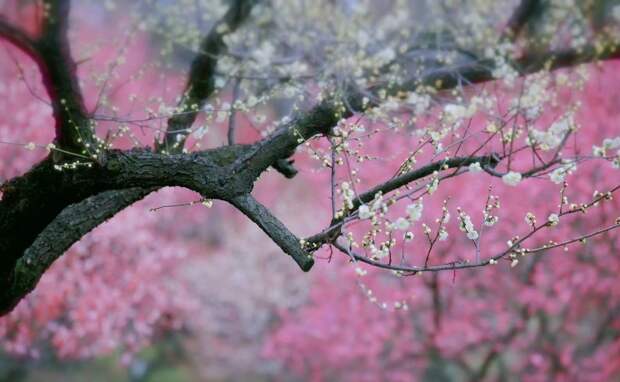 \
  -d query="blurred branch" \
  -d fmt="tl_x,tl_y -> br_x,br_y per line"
158,0 -> 258,153
227,76 -> 243,145
0,1 -> 94,154
0,15 -> 39,58
235,41 -> 620,179
501,0 -> 540,41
